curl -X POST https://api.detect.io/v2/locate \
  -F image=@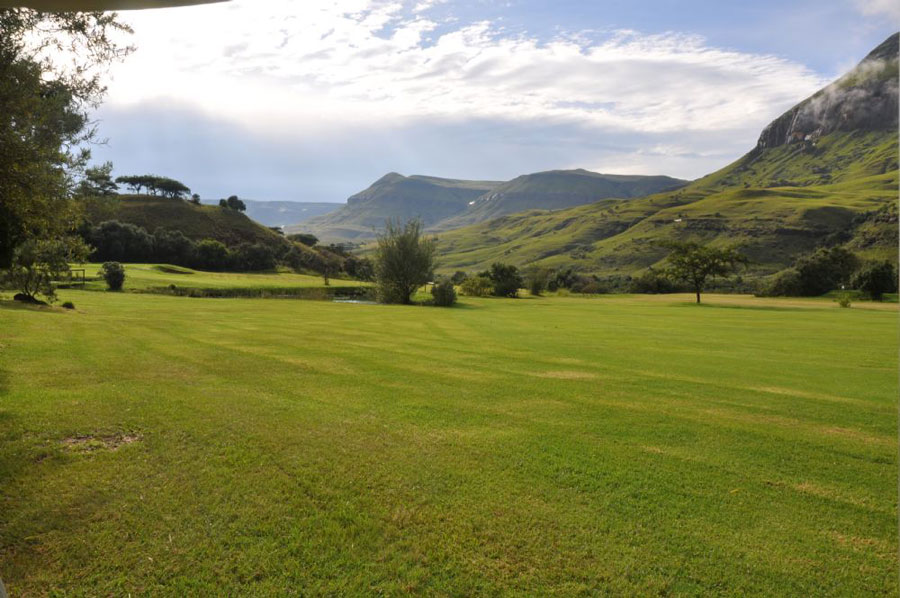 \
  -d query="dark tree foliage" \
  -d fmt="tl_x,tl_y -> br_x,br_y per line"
662,241 -> 746,303
232,243 -> 276,271
100,261 -> 125,291
3,237 -> 89,302
628,268 -> 676,294
219,195 -> 246,212
0,9 -> 132,267
89,220 -> 154,263
450,270 -> 468,285
76,162 -> 118,197
287,233 -> 319,247
431,279 -> 457,307
152,227 -> 196,265
794,247 -> 860,296
194,239 -> 231,271
852,261 -> 897,301
343,255 -> 375,281
115,175 -> 190,198
488,263 -> 524,298
374,219 -> 436,304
